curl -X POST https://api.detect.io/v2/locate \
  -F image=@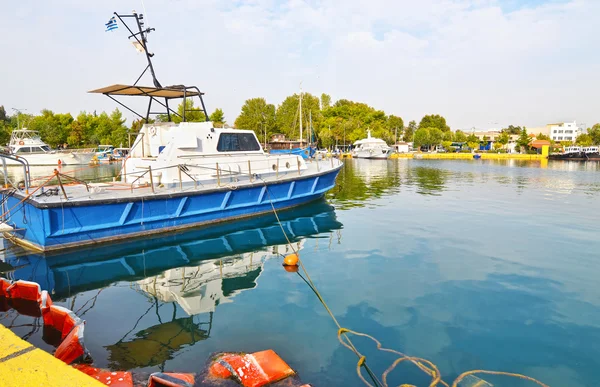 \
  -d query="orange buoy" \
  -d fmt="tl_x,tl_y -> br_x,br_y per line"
58,159 -> 62,166
283,265 -> 299,273
54,323 -> 90,364
209,350 -> 295,387
74,365 -> 133,387
283,253 -> 299,266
